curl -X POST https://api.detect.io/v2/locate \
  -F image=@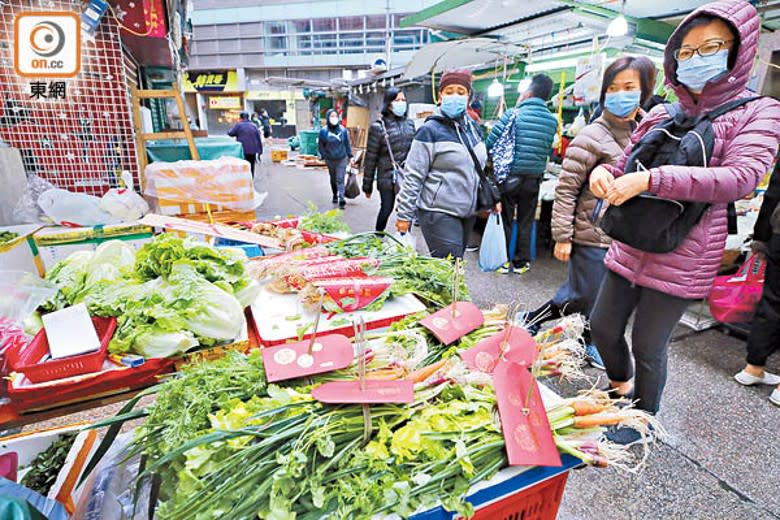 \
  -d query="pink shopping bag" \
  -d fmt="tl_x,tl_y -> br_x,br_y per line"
708,254 -> 766,324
